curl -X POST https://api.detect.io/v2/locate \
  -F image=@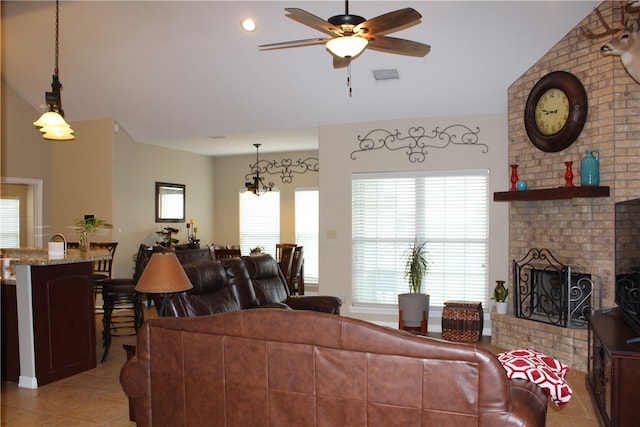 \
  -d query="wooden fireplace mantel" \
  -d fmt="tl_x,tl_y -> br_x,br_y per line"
493,185 -> 609,202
